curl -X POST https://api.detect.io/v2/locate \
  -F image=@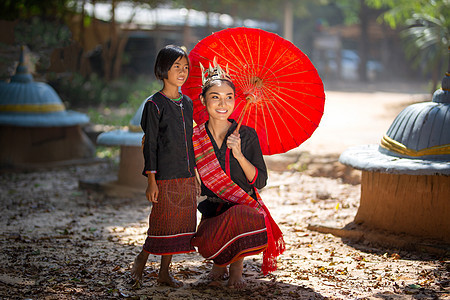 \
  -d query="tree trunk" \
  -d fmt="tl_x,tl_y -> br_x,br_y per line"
358,0 -> 369,82
102,0 -> 118,81
283,0 -> 293,42
183,0 -> 192,50
75,0 -> 89,77
202,0 -> 212,37
112,33 -> 128,80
